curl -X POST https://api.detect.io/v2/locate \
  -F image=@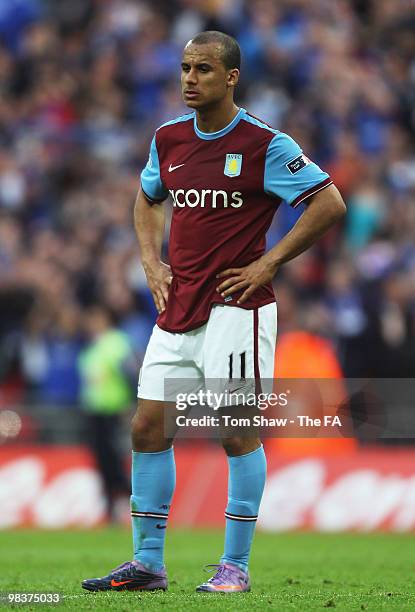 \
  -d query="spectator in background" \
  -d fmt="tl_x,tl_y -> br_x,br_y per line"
78,304 -> 135,522
20,301 -> 82,406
